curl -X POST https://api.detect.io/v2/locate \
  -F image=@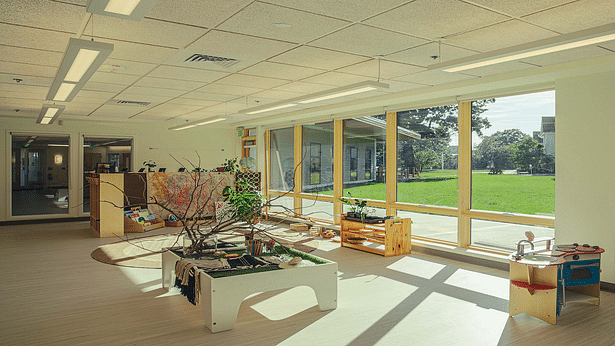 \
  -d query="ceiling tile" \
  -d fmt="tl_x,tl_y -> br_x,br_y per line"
520,45 -> 615,67
379,79 -> 427,93
89,105 -> 143,119
0,23 -> 71,52
63,103 -> 101,116
240,61 -> 324,80
134,76 -> 206,91
249,89 -> 304,100
0,46 -> 62,67
0,83 -> 48,96
172,98 -> 221,108
182,91 -> 241,103
119,85 -> 186,98
386,42 -> 477,67
394,70 -> 478,86
89,71 -> 142,85
188,30 -> 298,61
0,97 -> 42,113
309,24 -> 428,56
148,0 -> 252,28
100,59 -> 158,76
92,37 -> 177,64
445,20 -> 559,52
262,0 -> 411,22
364,0 -> 509,39
301,71 -> 379,86
523,0 -> 615,33
465,0 -> 575,17
81,81 -> 127,93
0,73 -> 52,88
0,61 -> 57,78
76,89 -> 117,100
196,83 -> 265,96
217,74 -> 290,89
218,2 -> 349,44
269,45 -> 369,70
136,103 -> 204,119
0,0 -> 85,34
84,17 -> 207,49
149,65 -> 229,83
272,81 -> 331,94
336,59 -> 424,79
